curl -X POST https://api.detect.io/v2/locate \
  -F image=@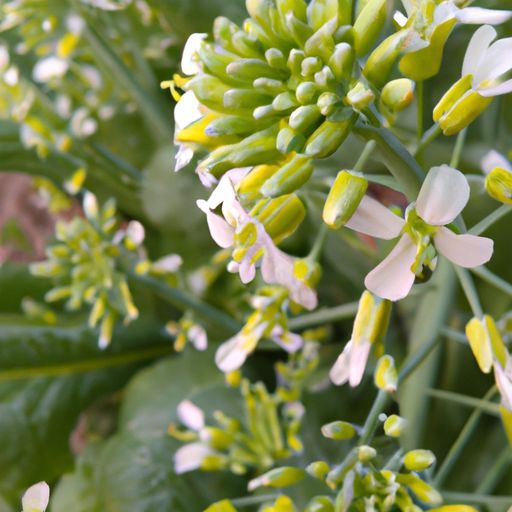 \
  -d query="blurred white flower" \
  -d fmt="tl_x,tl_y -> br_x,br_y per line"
346,166 -> 493,301
481,150 -> 511,176
33,56 -> 68,83
22,482 -> 49,512
181,33 -> 206,76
